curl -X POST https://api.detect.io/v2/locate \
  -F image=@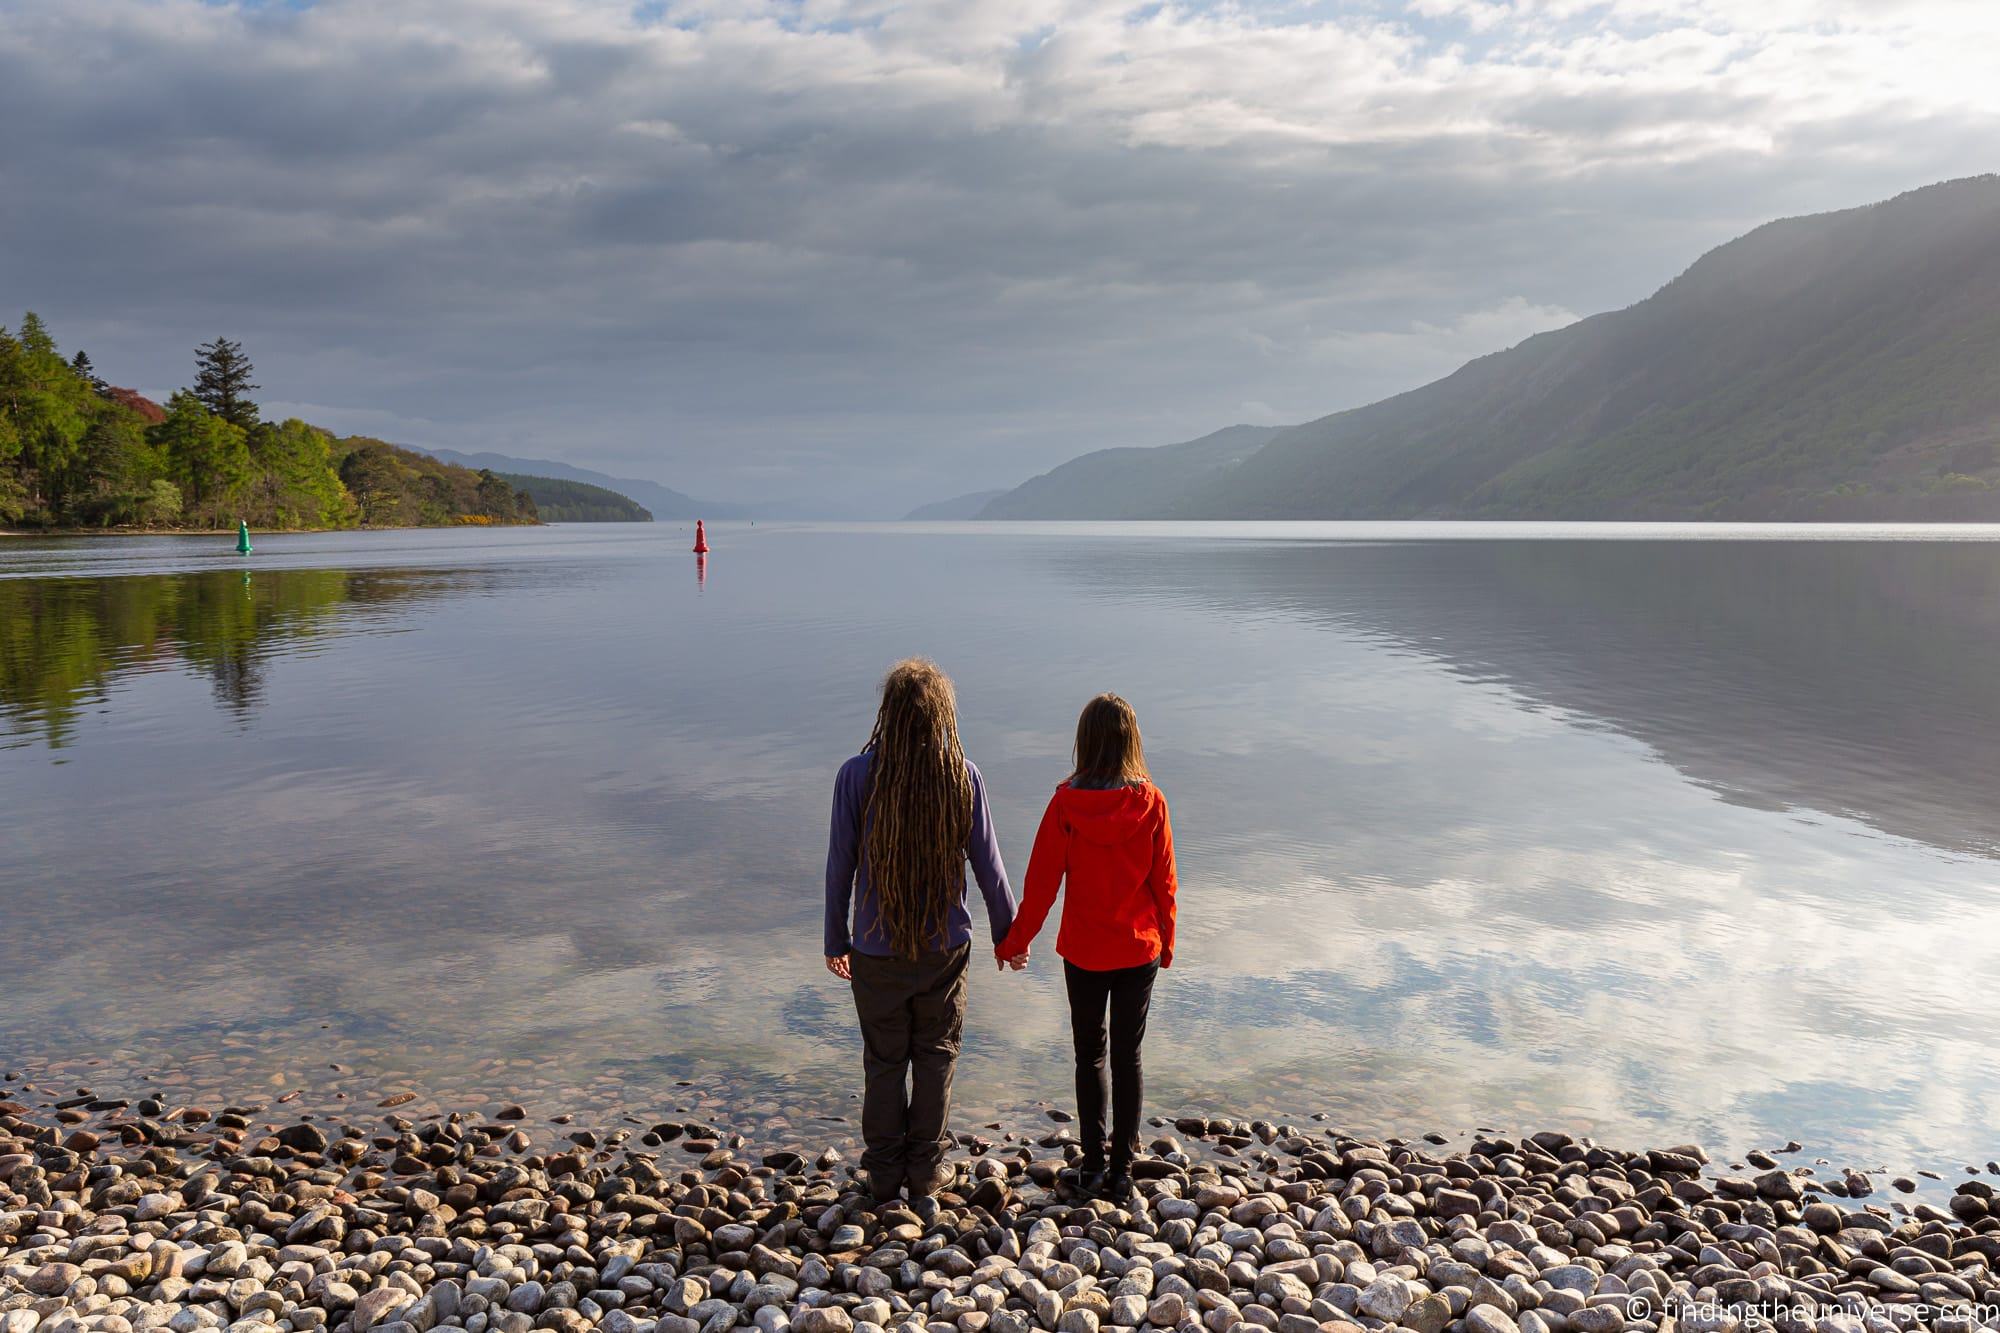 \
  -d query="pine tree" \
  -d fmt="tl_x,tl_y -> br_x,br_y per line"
192,336 -> 260,429
17,312 -> 56,359
70,349 -> 106,393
